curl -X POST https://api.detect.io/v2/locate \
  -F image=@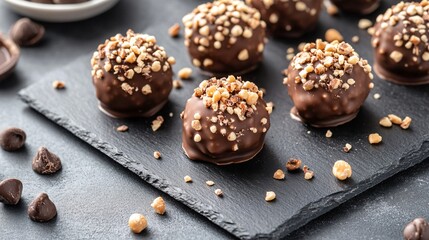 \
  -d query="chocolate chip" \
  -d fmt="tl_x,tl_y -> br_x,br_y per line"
404,218 -> 429,240
0,127 -> 26,151
9,18 -> 44,47
32,147 -> 62,175
0,179 -> 23,205
28,193 -> 57,222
